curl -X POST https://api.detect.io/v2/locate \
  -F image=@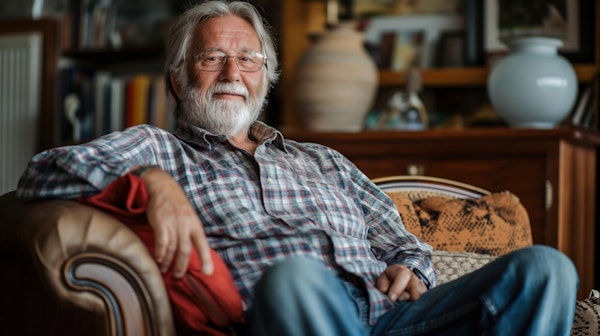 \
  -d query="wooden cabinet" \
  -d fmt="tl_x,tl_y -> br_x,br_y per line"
287,128 -> 600,298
